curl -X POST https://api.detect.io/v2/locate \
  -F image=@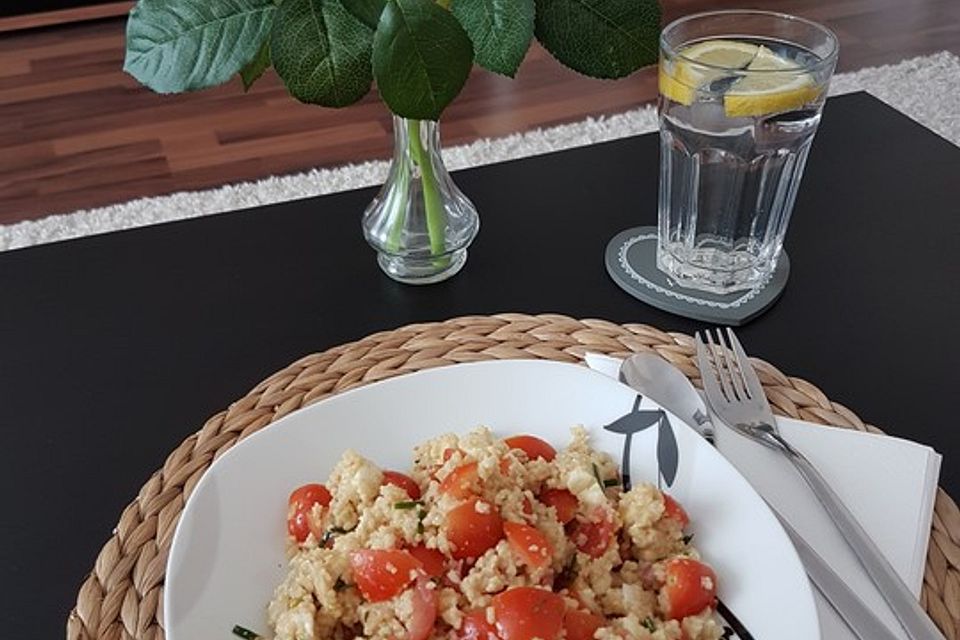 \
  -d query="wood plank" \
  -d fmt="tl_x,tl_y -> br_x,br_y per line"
0,59 -> 30,77
0,2 -> 132,33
